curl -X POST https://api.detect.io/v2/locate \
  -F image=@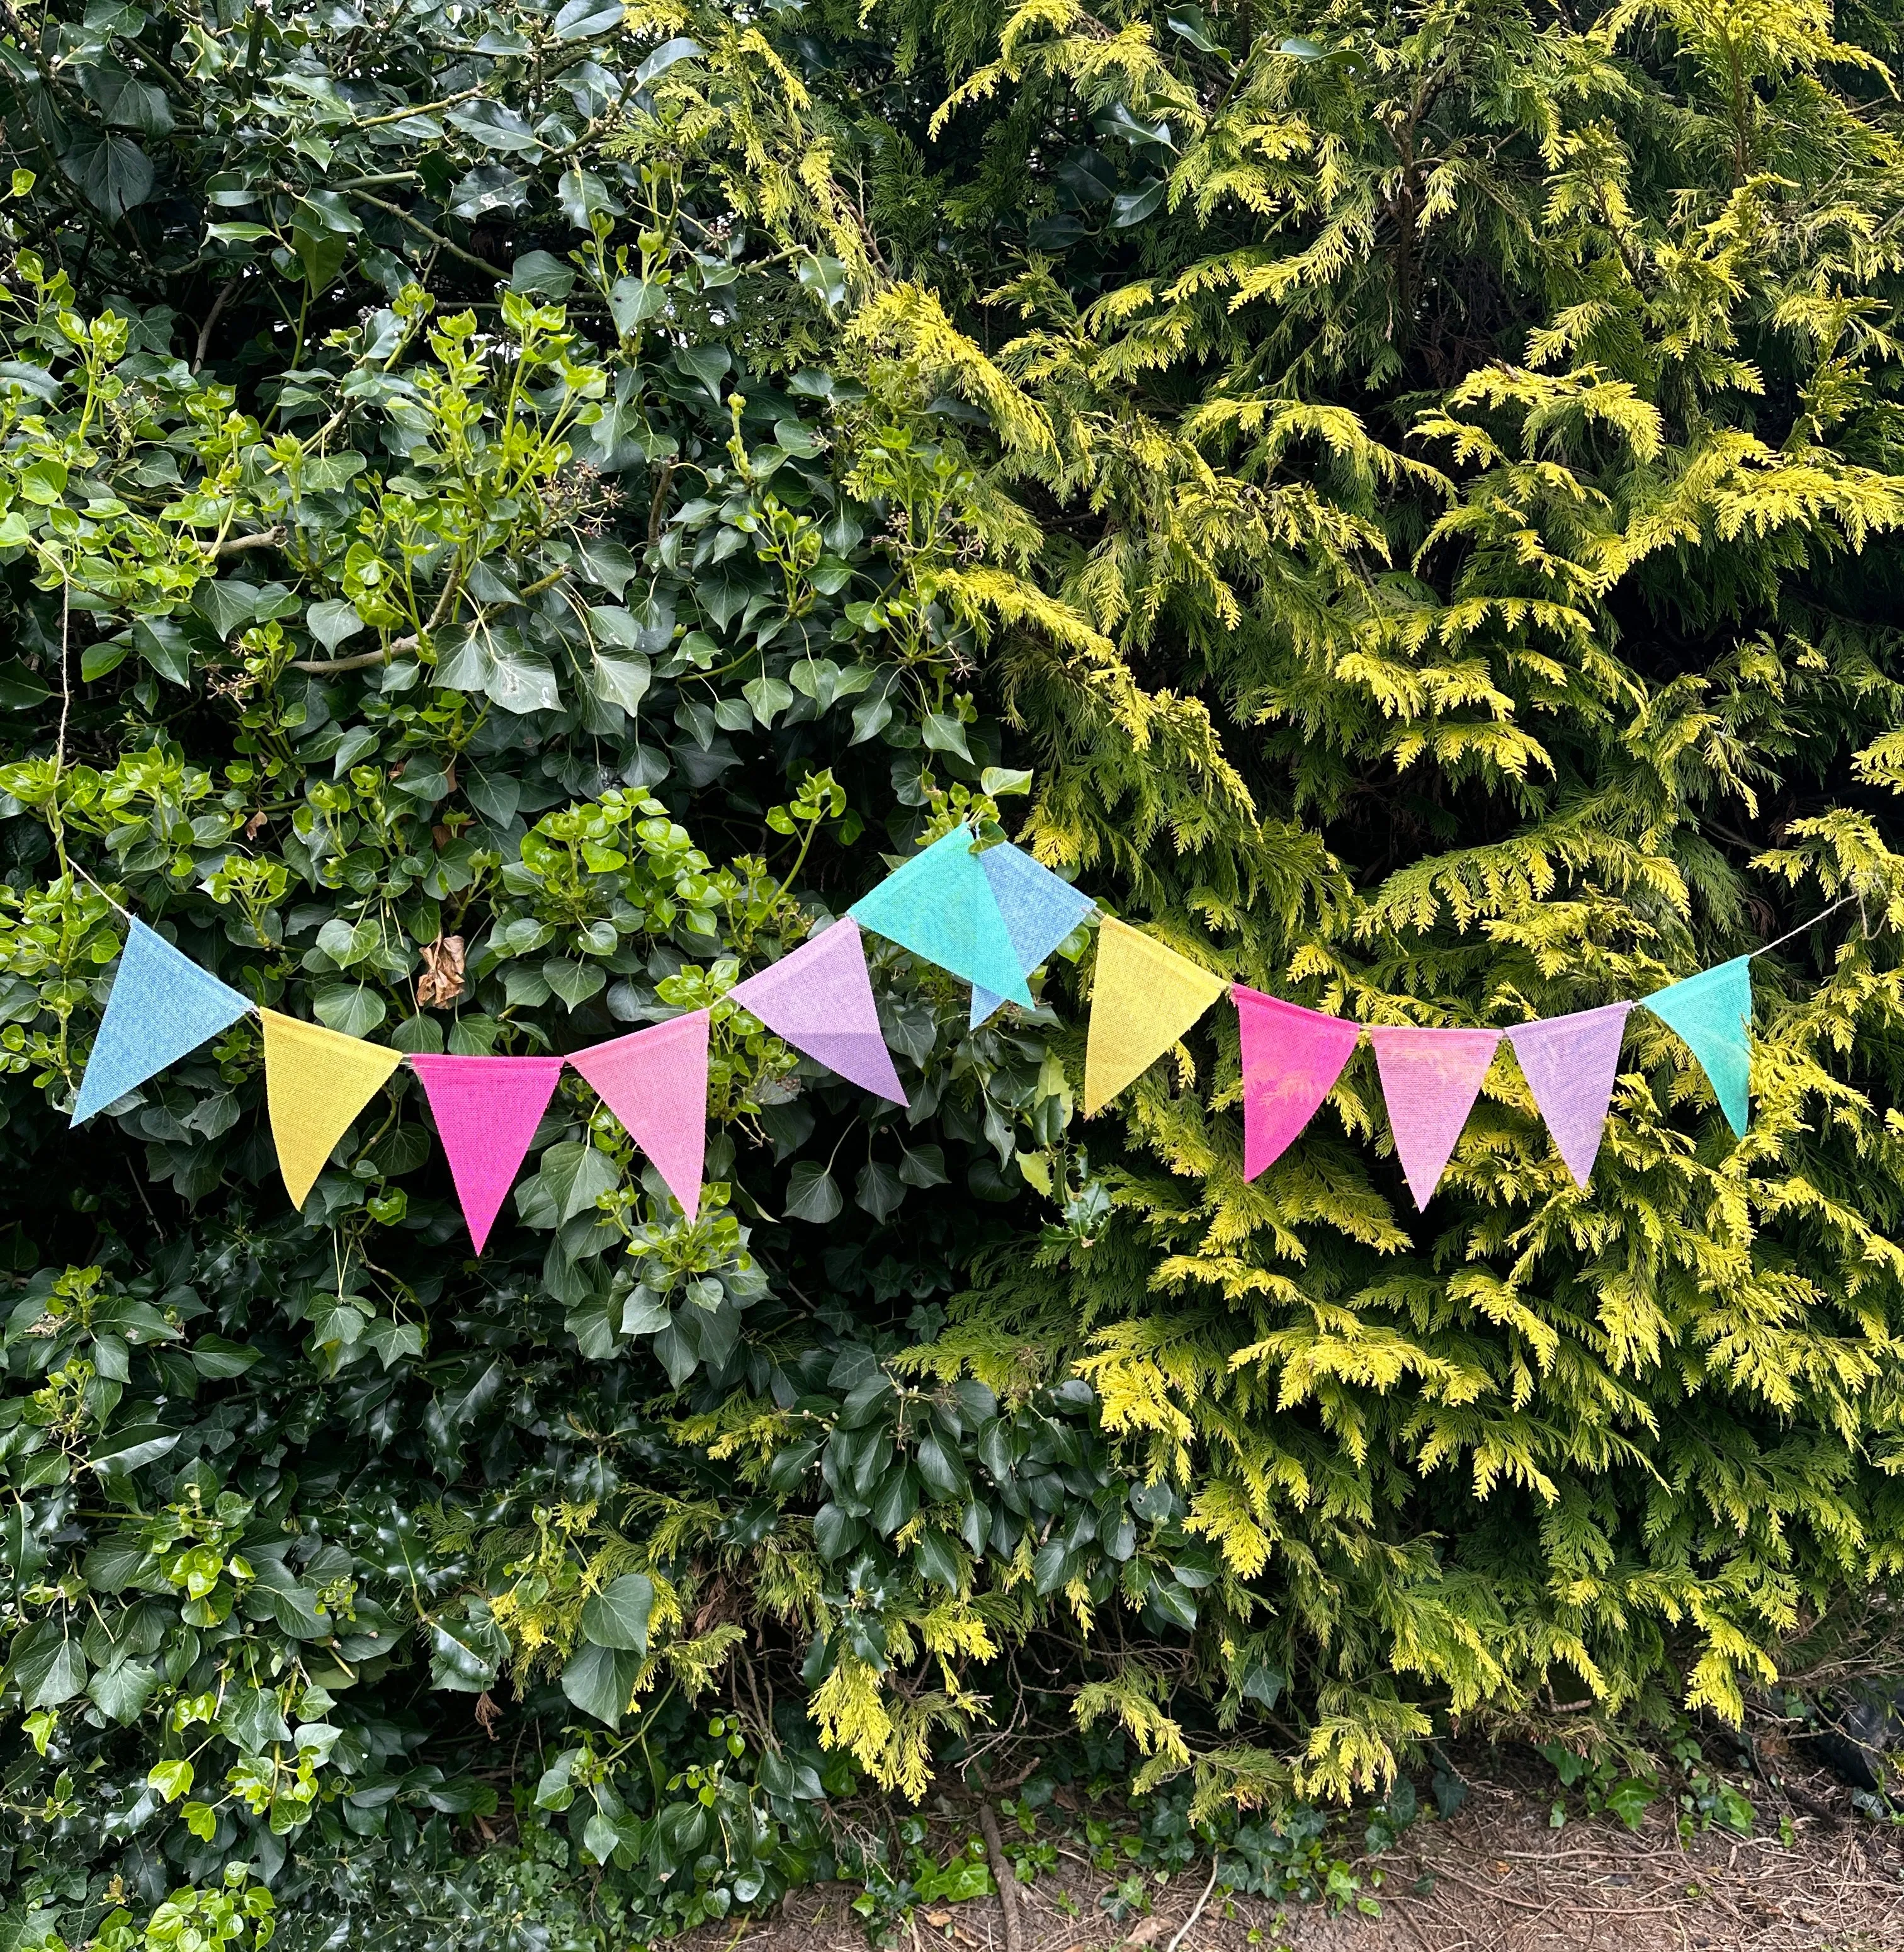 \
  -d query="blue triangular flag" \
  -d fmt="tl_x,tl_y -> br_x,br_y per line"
969,842 -> 1096,1026
72,918 -> 251,1123
1643,956 -> 1753,1137
848,826 -> 1033,1006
